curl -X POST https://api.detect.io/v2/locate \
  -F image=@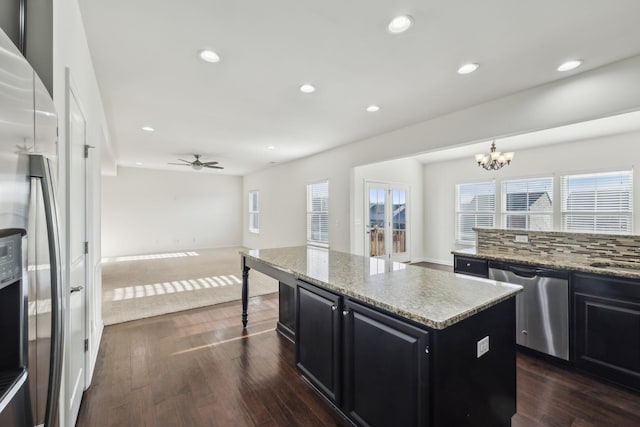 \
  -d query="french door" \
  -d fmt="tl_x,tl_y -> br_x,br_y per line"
365,182 -> 410,262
